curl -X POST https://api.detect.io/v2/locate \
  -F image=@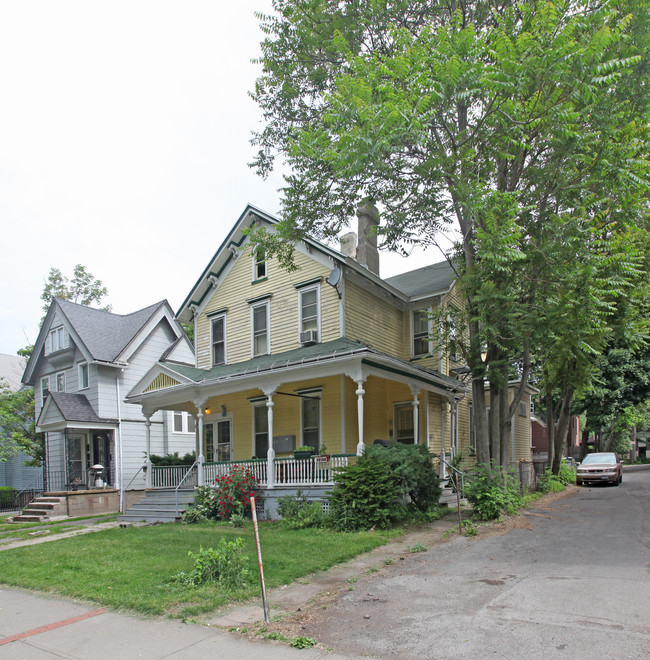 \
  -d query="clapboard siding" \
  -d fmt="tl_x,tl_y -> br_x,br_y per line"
196,248 -> 337,369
